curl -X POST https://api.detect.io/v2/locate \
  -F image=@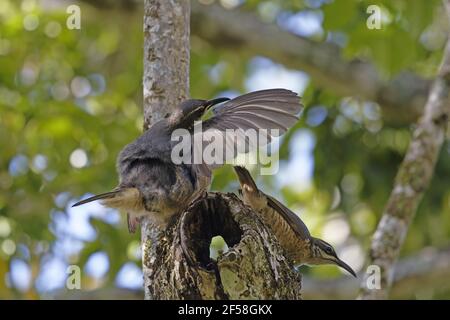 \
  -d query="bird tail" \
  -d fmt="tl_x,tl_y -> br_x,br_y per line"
72,190 -> 122,207
233,166 -> 258,193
